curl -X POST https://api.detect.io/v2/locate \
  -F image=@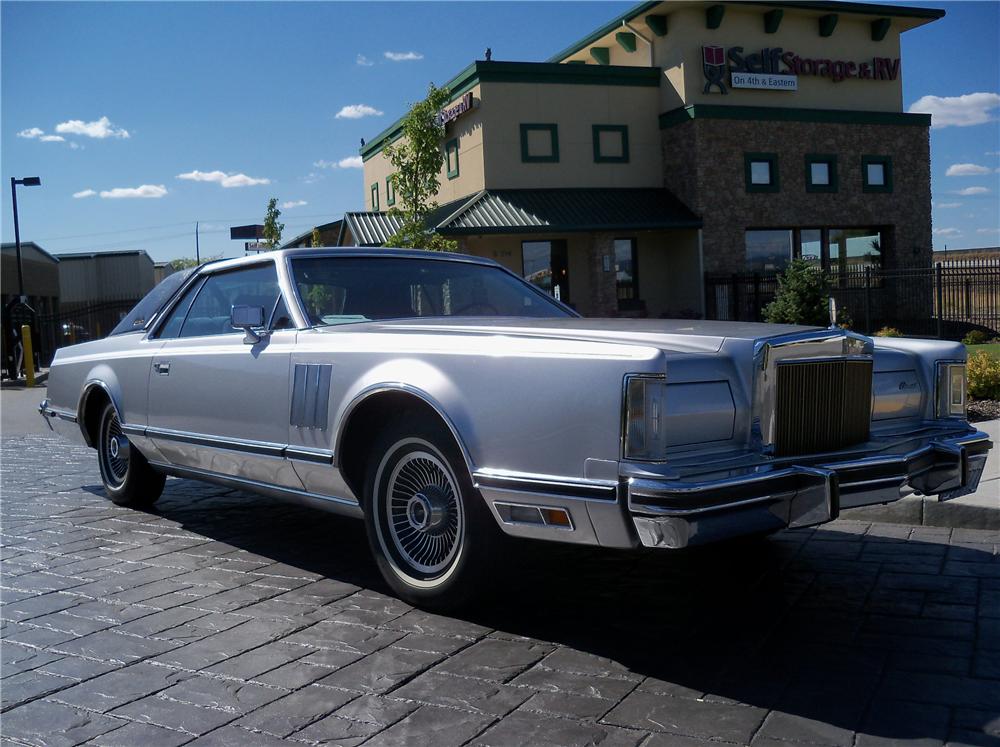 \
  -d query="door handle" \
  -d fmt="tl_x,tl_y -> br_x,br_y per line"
153,361 -> 170,375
